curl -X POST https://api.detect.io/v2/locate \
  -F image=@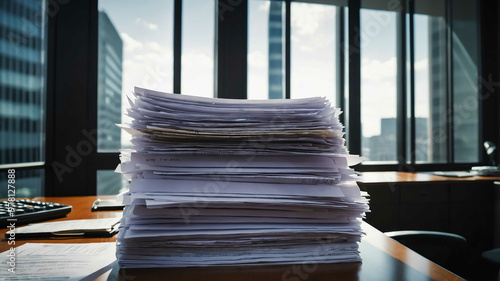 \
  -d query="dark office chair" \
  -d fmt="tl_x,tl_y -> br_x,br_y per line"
384,230 -> 468,277
482,248 -> 500,281
480,180 -> 500,281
